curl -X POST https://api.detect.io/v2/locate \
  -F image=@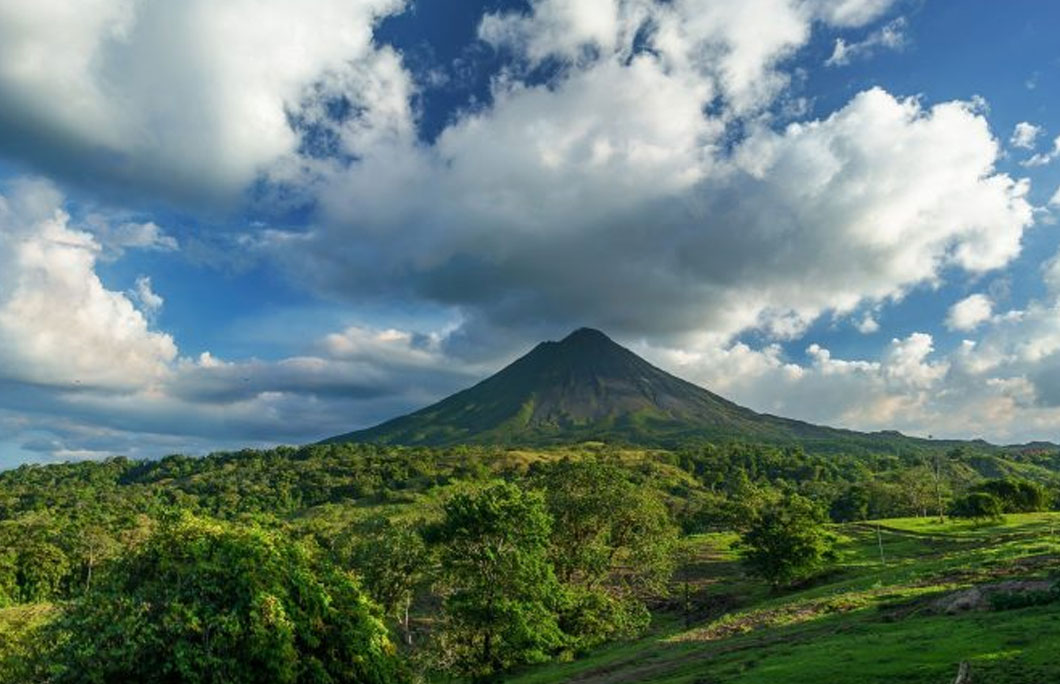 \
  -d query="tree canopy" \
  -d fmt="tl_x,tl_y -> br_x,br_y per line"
49,514 -> 401,684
